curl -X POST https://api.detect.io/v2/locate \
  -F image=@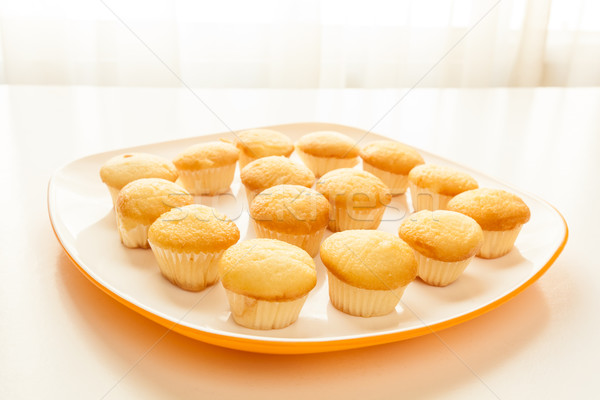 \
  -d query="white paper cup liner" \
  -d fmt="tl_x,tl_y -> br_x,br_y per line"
328,204 -> 386,232
413,250 -> 473,286
224,289 -> 308,330
243,186 -> 261,207
327,272 -> 407,317
408,182 -> 453,211
252,221 -> 326,257
116,215 -> 150,249
478,226 -> 522,259
296,149 -> 358,178
363,162 -> 409,196
106,185 -> 121,208
177,164 -> 236,195
148,242 -> 223,291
